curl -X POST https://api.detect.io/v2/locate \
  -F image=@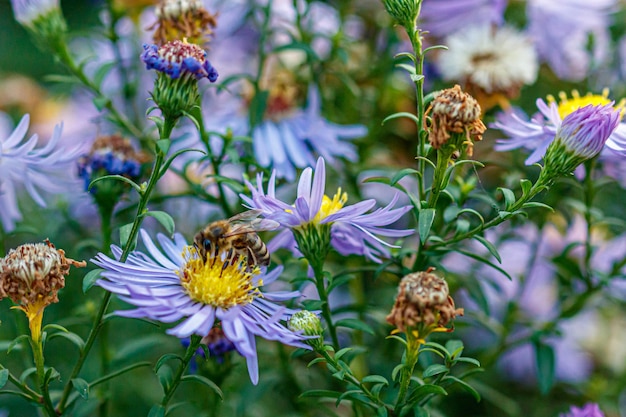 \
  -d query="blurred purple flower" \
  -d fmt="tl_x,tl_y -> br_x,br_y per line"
207,85 -> 366,181
92,230 -> 310,384
527,0 -> 616,81
560,403 -> 605,417
242,157 -> 413,263
420,0 -> 507,38
10,0 -> 59,26
0,113 -> 83,232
